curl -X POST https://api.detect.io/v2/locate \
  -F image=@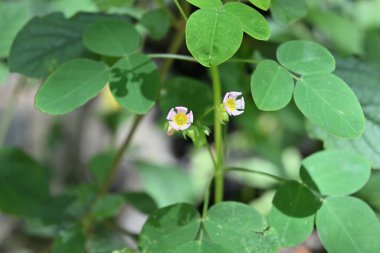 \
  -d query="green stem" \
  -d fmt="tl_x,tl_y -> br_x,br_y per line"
173,0 -> 188,21
149,53 -> 197,63
210,66 -> 224,203
97,115 -> 143,196
0,77 -> 26,145
224,167 -> 285,182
